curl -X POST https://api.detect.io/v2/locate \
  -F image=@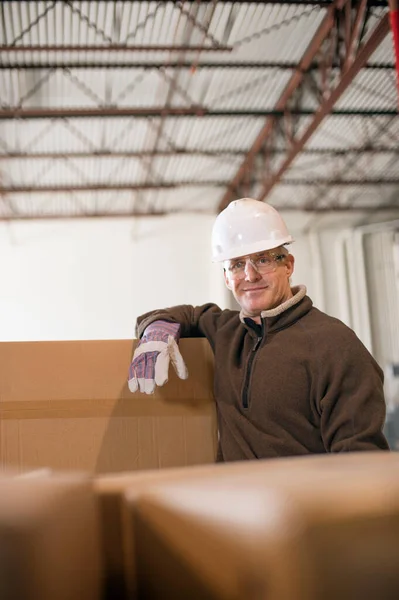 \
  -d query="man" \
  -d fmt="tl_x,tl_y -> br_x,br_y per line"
129,198 -> 389,460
